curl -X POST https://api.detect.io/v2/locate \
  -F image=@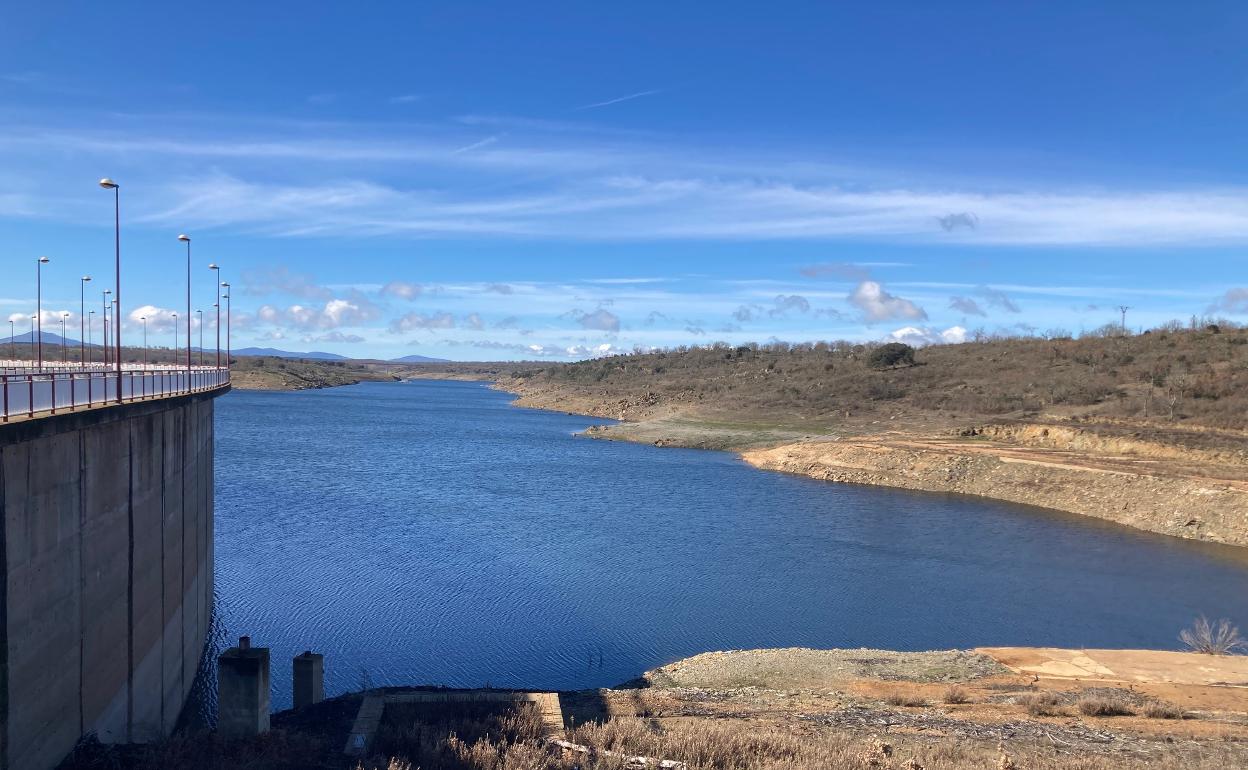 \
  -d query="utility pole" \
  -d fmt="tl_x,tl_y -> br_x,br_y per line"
1117,305 -> 1131,335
